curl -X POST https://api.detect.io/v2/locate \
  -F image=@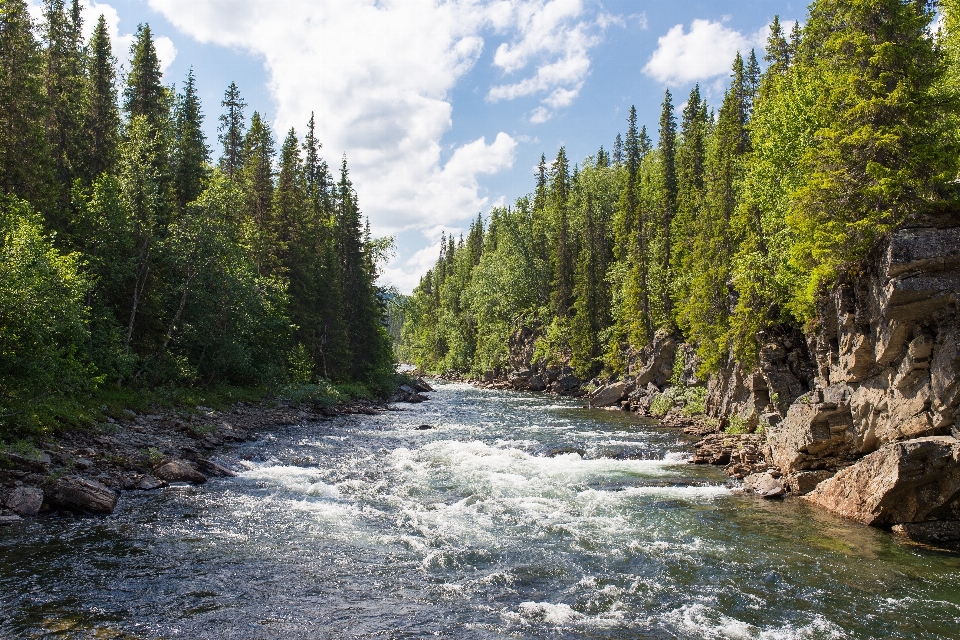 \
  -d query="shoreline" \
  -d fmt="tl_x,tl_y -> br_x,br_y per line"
0,380 -> 434,524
